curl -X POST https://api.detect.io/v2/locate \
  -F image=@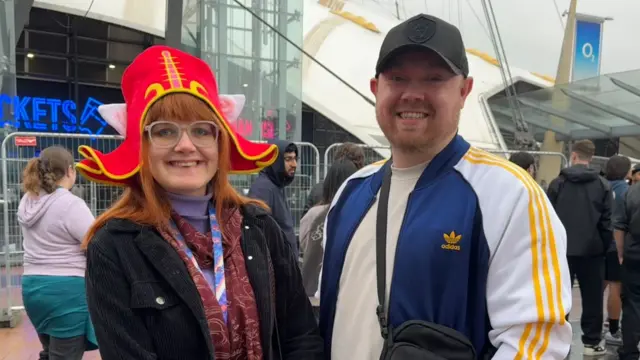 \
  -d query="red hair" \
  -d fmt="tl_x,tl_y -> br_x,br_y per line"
83,94 -> 267,248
